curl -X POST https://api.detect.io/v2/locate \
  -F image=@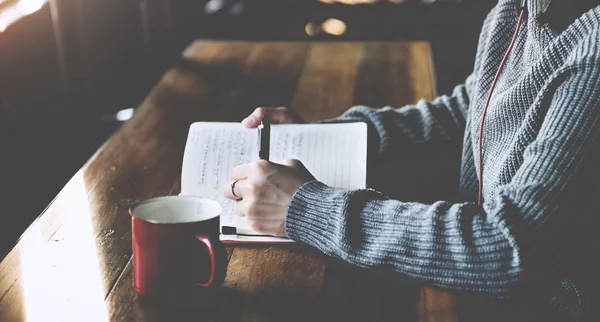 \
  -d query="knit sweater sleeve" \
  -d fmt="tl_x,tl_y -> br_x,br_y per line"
315,76 -> 474,200
318,75 -> 472,154
285,62 -> 600,298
